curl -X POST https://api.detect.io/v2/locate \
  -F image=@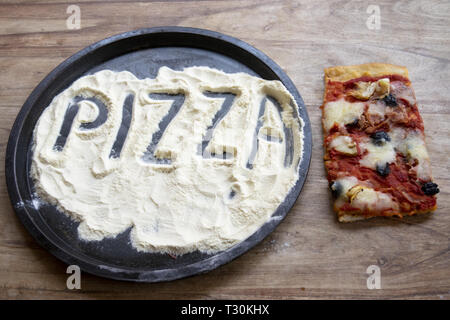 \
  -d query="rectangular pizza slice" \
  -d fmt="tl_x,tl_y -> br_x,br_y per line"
321,63 -> 439,222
